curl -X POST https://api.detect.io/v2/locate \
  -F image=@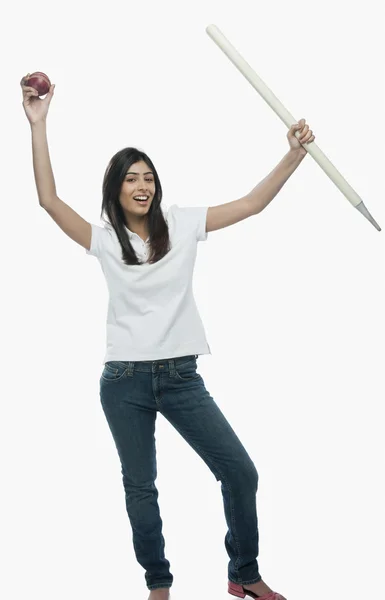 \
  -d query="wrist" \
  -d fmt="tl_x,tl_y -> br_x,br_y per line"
287,148 -> 307,163
31,120 -> 47,130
